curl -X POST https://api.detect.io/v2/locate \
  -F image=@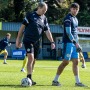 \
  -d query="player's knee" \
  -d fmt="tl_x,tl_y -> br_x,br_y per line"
73,59 -> 78,66
6,52 -> 8,56
27,58 -> 34,65
4,51 -> 8,56
75,61 -> 78,66
62,60 -> 69,66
